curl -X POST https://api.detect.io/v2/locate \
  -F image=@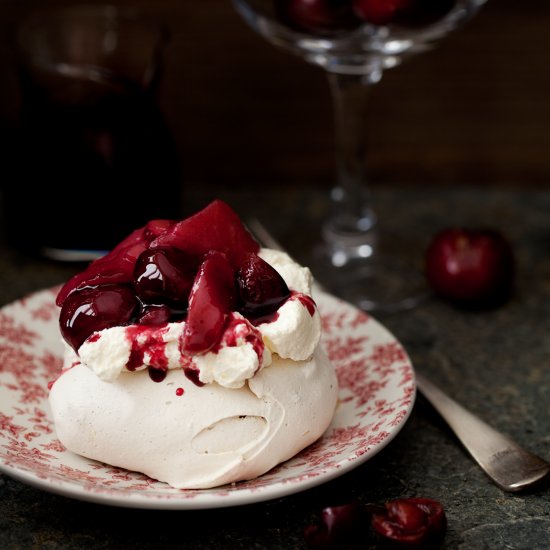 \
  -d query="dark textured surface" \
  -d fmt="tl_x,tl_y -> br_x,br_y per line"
1,186 -> 549,549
